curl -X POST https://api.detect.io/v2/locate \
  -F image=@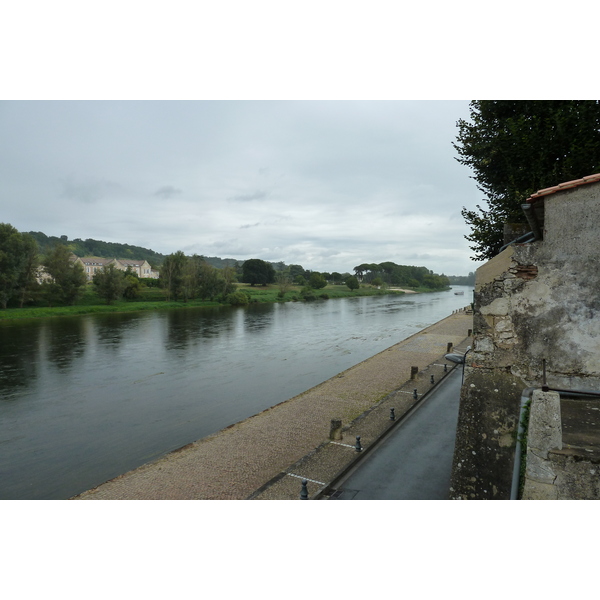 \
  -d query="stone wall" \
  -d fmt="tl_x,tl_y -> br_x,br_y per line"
450,180 -> 600,500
